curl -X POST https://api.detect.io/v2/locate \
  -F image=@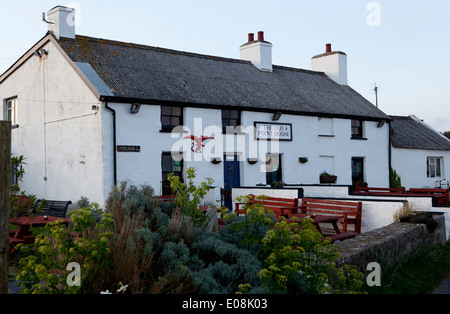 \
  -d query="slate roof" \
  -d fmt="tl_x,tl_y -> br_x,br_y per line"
57,35 -> 390,120
390,116 -> 450,151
